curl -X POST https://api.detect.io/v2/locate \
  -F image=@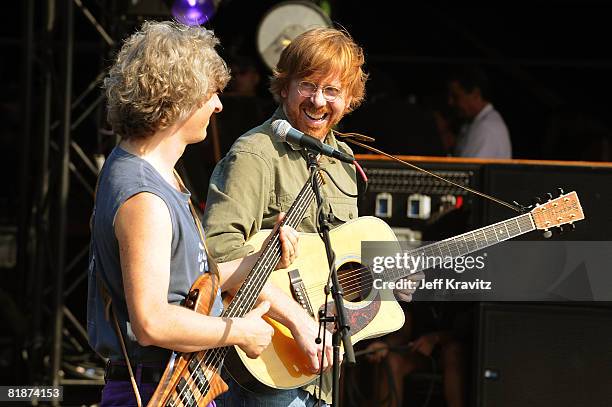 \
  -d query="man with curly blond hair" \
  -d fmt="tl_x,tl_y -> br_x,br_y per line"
87,21 -> 301,406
